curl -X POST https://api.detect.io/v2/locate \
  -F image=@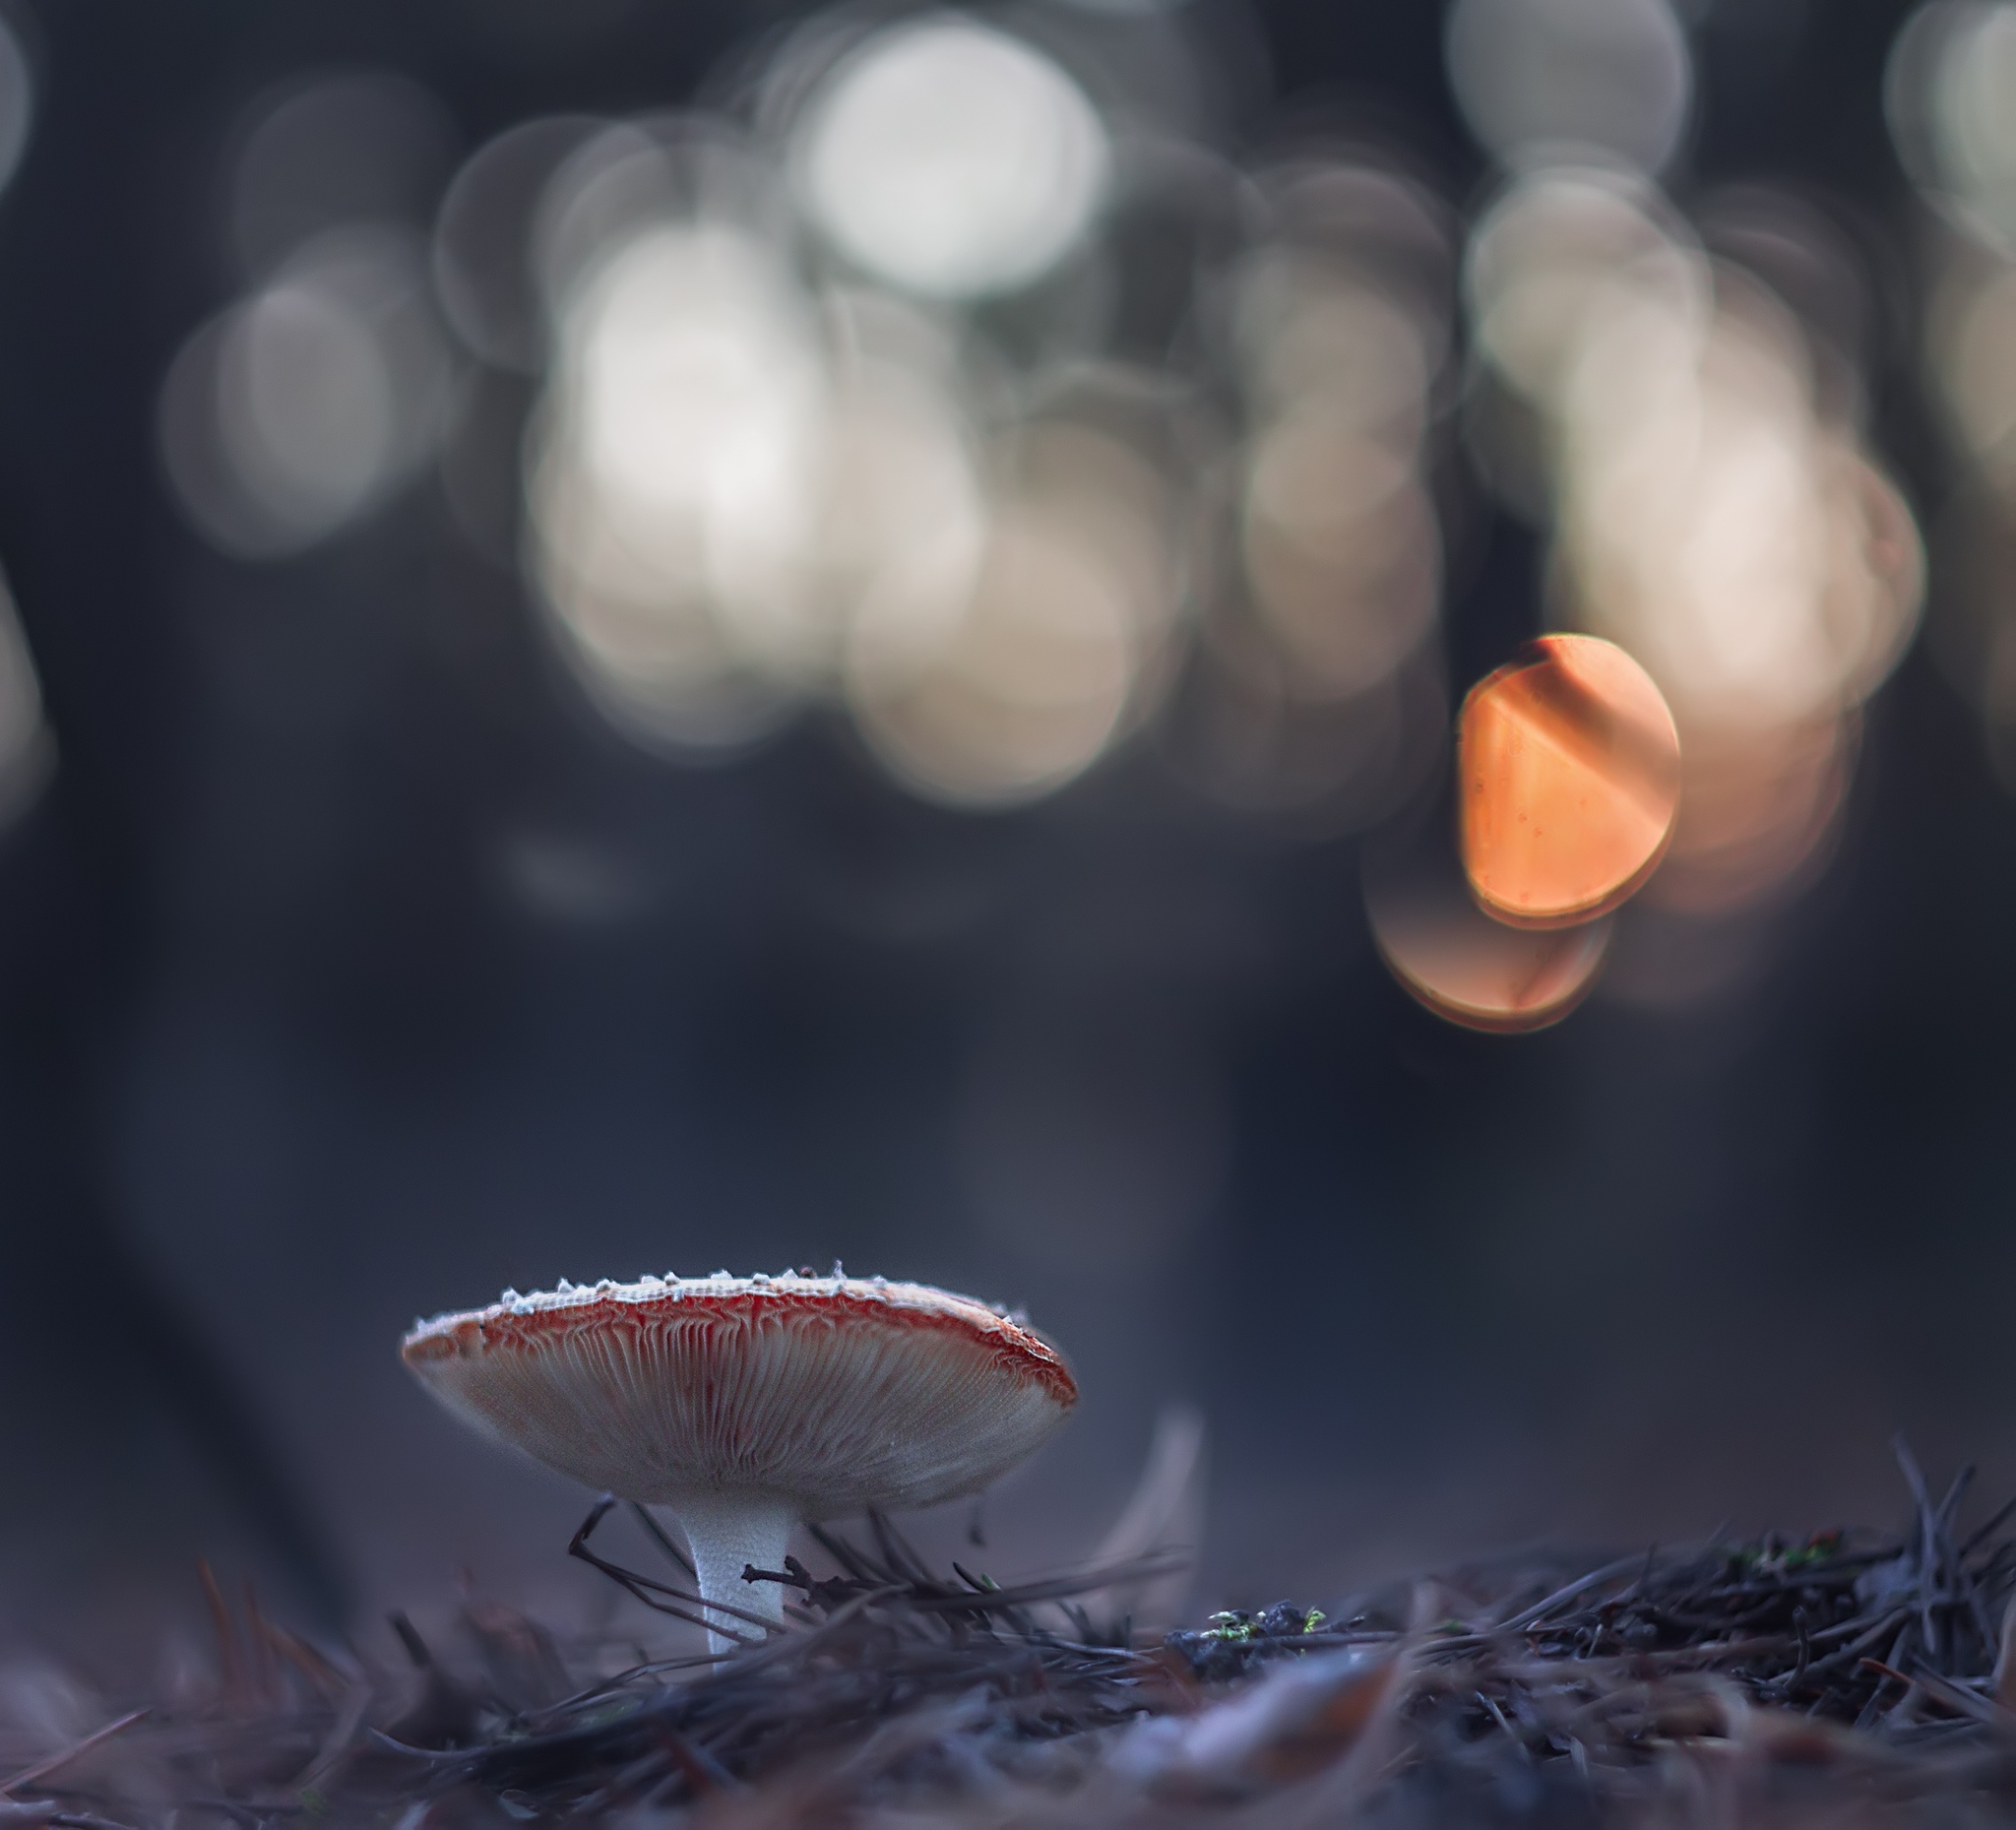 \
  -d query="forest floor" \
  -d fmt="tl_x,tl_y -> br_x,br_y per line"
5,1447 -> 2016,1827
